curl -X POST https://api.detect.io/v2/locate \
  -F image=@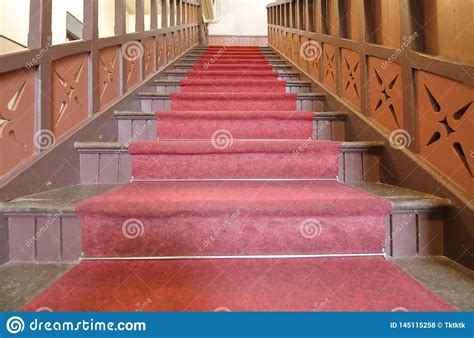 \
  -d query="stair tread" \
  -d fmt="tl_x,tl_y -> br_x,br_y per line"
0,184 -> 118,214
138,92 -> 325,98
0,182 -> 450,215
114,110 -> 347,118
76,181 -> 390,218
164,69 -> 299,75
74,140 -> 384,150
154,79 -> 310,85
